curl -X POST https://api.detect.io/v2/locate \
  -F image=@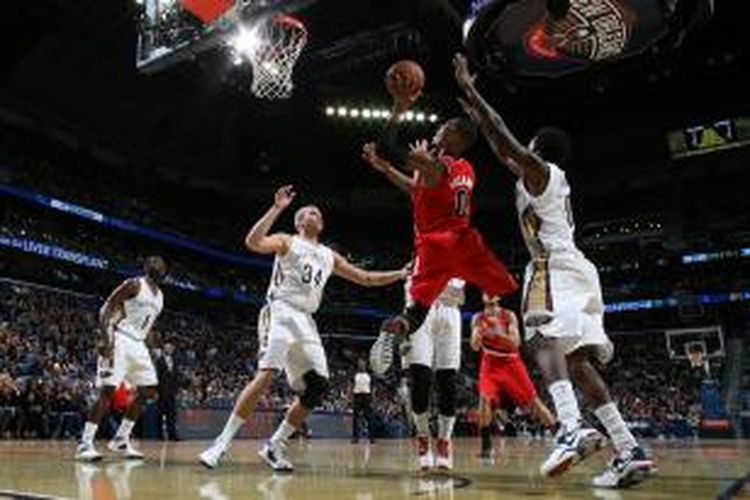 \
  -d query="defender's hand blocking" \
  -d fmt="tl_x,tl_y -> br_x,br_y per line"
274,185 -> 296,210
362,143 -> 389,172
